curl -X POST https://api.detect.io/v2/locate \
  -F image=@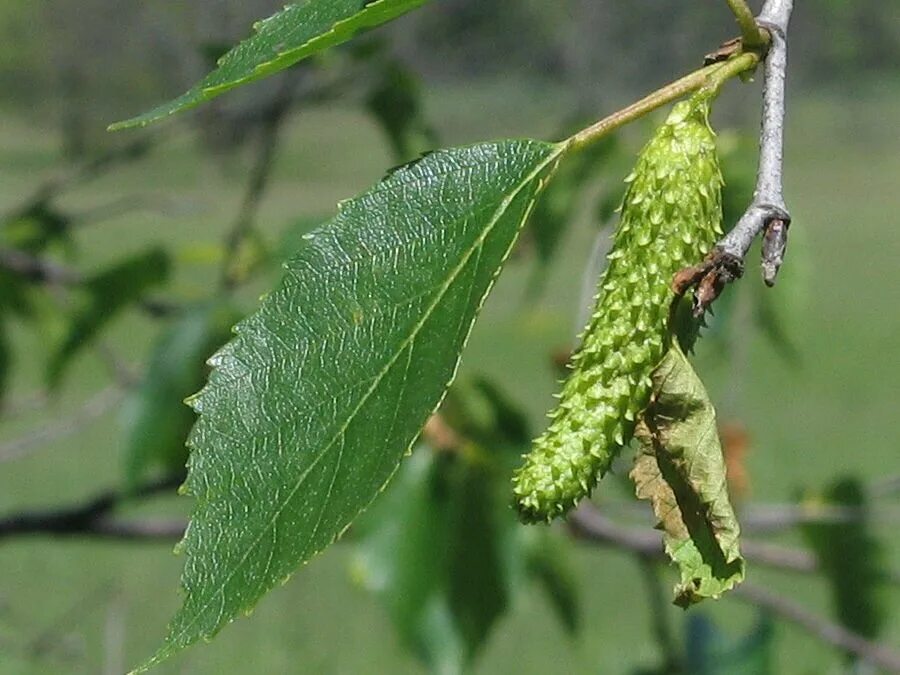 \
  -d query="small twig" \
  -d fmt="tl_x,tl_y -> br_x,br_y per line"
0,473 -> 184,540
0,133 -> 168,224
742,502 -> 900,533
220,77 -> 295,291
93,342 -> 140,389
569,503 -> 900,670
724,0 -> 768,49
680,0 -> 794,311
0,248 -> 180,318
570,502 -> 900,582
0,248 -> 81,285
0,385 -> 122,463
569,502 -> 810,575
734,582 -> 900,672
